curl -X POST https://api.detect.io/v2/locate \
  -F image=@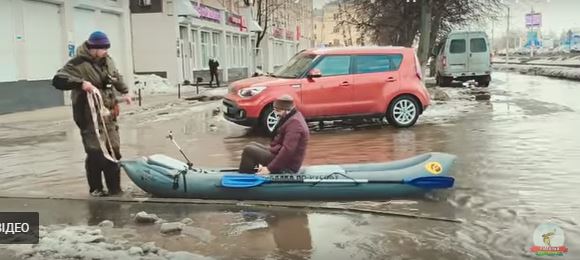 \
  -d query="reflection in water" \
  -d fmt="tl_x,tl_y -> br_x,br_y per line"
265,210 -> 312,259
